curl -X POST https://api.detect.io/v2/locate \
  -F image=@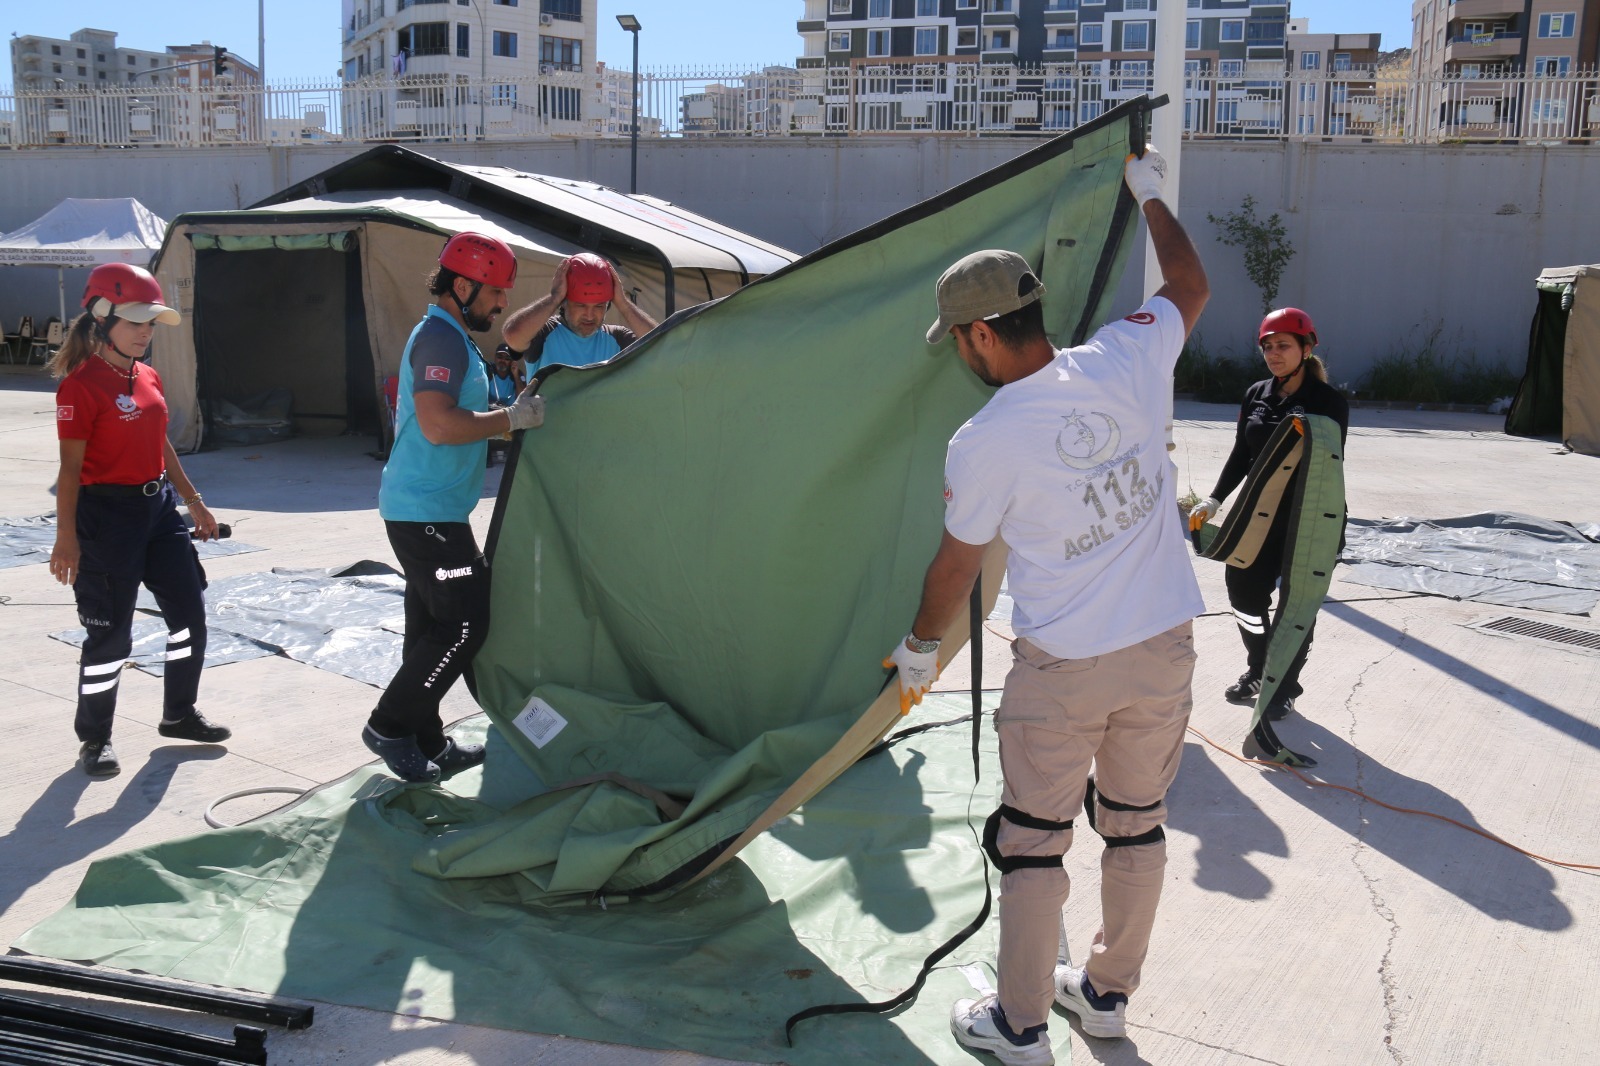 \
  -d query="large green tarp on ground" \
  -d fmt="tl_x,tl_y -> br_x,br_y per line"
16,98 -> 1156,1059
